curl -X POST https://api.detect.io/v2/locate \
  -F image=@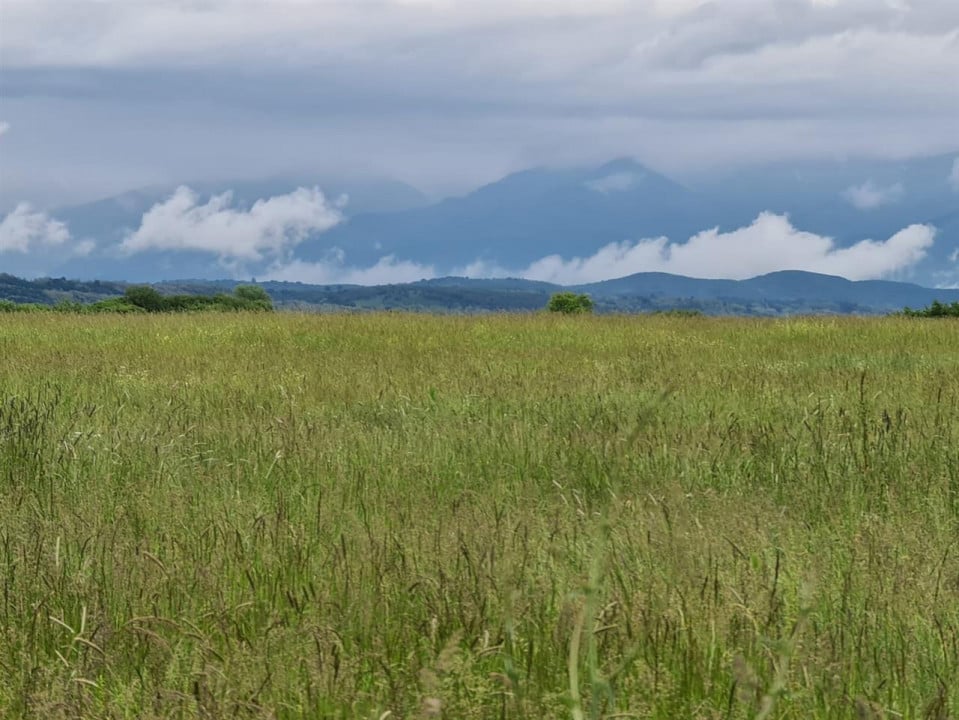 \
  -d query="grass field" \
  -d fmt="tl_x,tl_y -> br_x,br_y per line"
1,313 -> 958,719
